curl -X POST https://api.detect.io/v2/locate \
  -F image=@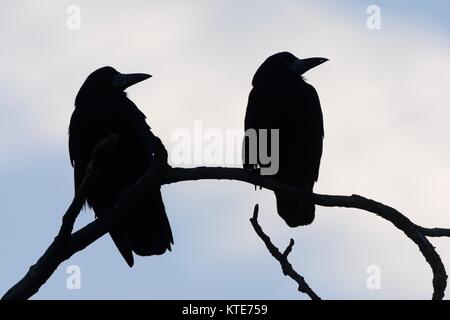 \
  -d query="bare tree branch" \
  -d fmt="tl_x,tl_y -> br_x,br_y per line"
2,151 -> 449,299
416,227 -> 450,238
313,194 -> 448,300
1,135 -> 119,300
250,204 -> 321,300
57,135 -> 119,240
